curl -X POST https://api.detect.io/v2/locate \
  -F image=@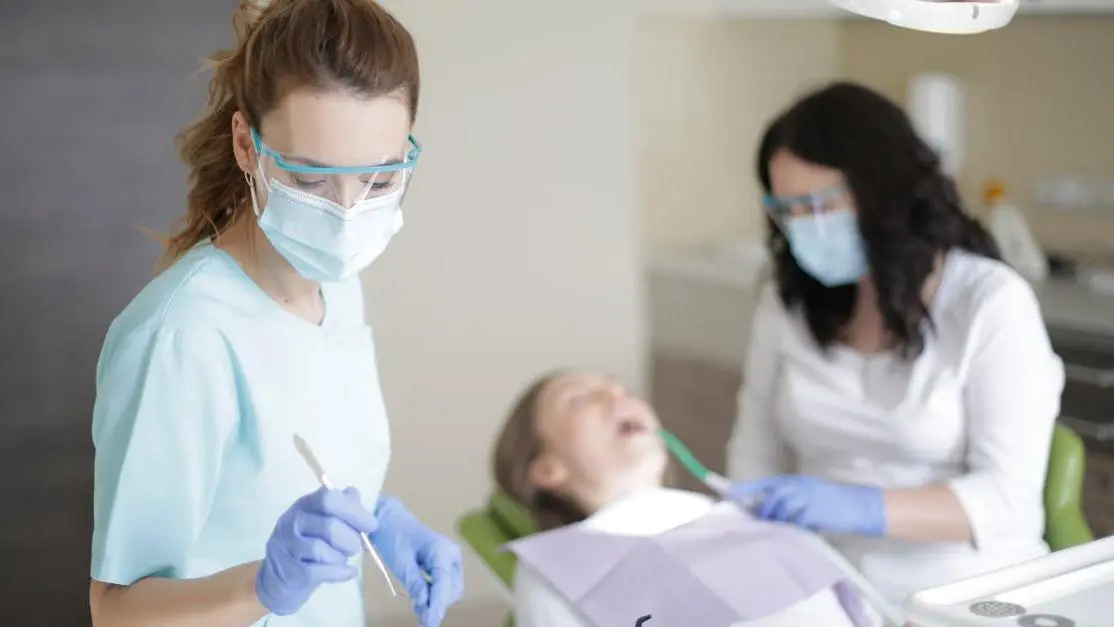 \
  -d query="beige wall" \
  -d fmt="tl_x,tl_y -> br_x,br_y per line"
843,16 -> 1114,258
636,18 -> 843,249
640,15 -> 1114,257
366,0 -> 644,620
